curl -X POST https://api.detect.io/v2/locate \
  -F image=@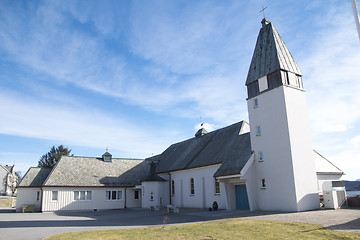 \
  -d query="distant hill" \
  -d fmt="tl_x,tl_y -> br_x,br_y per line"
356,179 -> 360,181
345,181 -> 360,191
